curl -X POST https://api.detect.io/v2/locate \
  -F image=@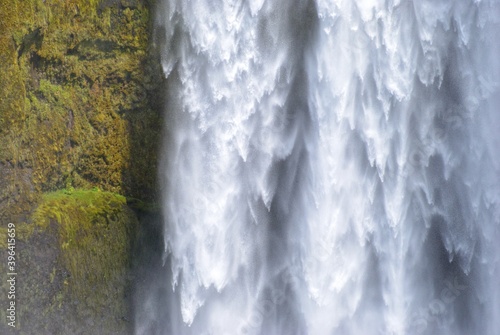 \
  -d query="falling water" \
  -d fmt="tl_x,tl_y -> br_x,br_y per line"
136,0 -> 500,334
